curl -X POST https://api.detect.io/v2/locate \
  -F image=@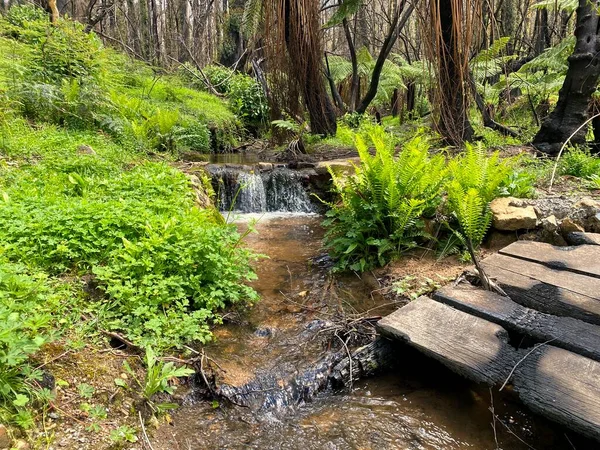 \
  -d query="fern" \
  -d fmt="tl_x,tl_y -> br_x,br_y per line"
241,0 -> 263,40
447,144 -> 511,248
324,128 -> 447,271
